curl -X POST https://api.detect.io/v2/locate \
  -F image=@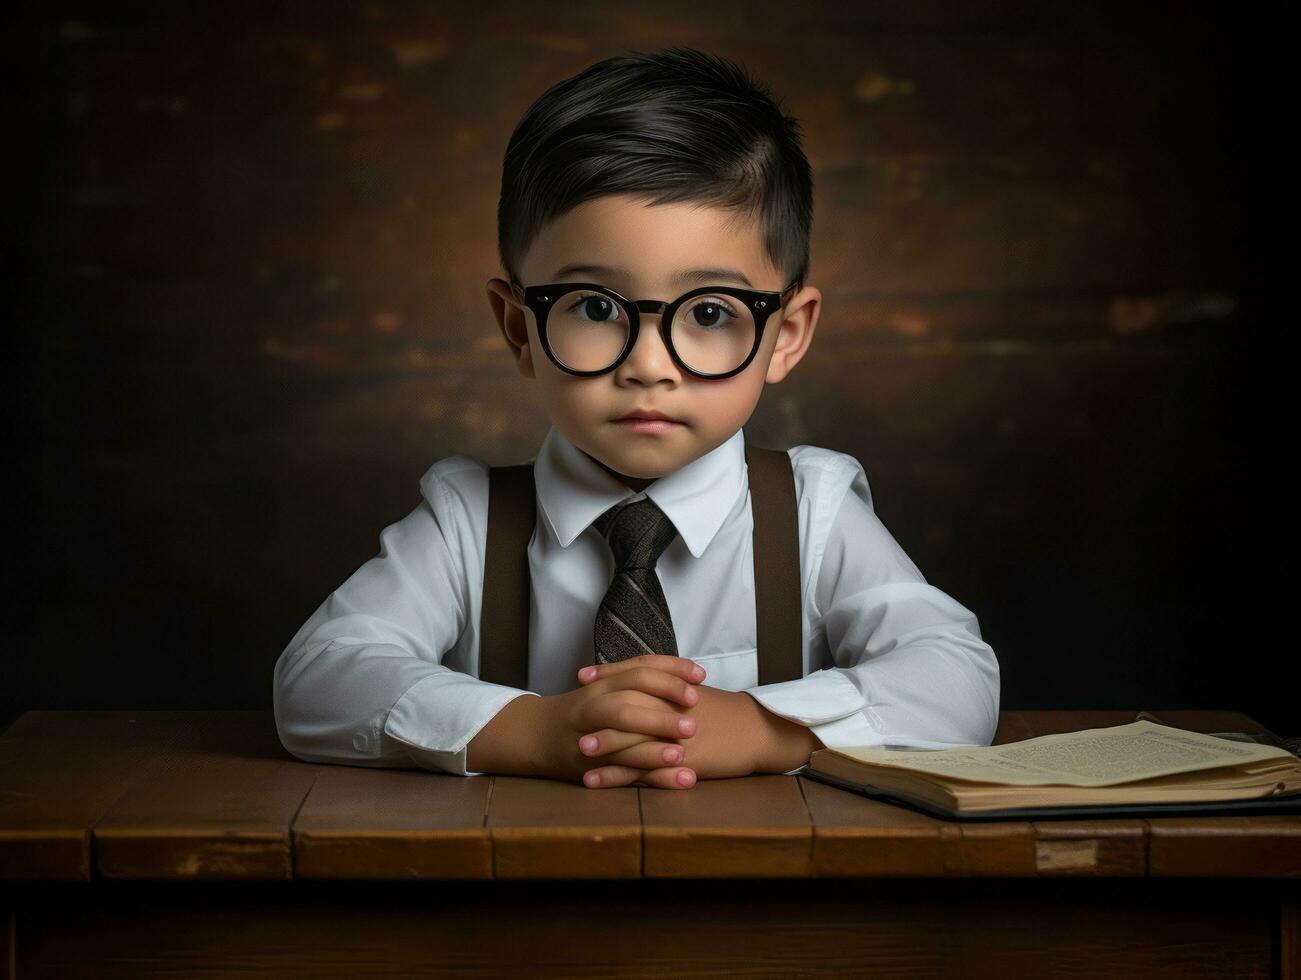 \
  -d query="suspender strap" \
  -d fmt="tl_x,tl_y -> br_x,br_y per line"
481,434 -> 803,688
481,462 -> 535,691
743,439 -> 805,685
